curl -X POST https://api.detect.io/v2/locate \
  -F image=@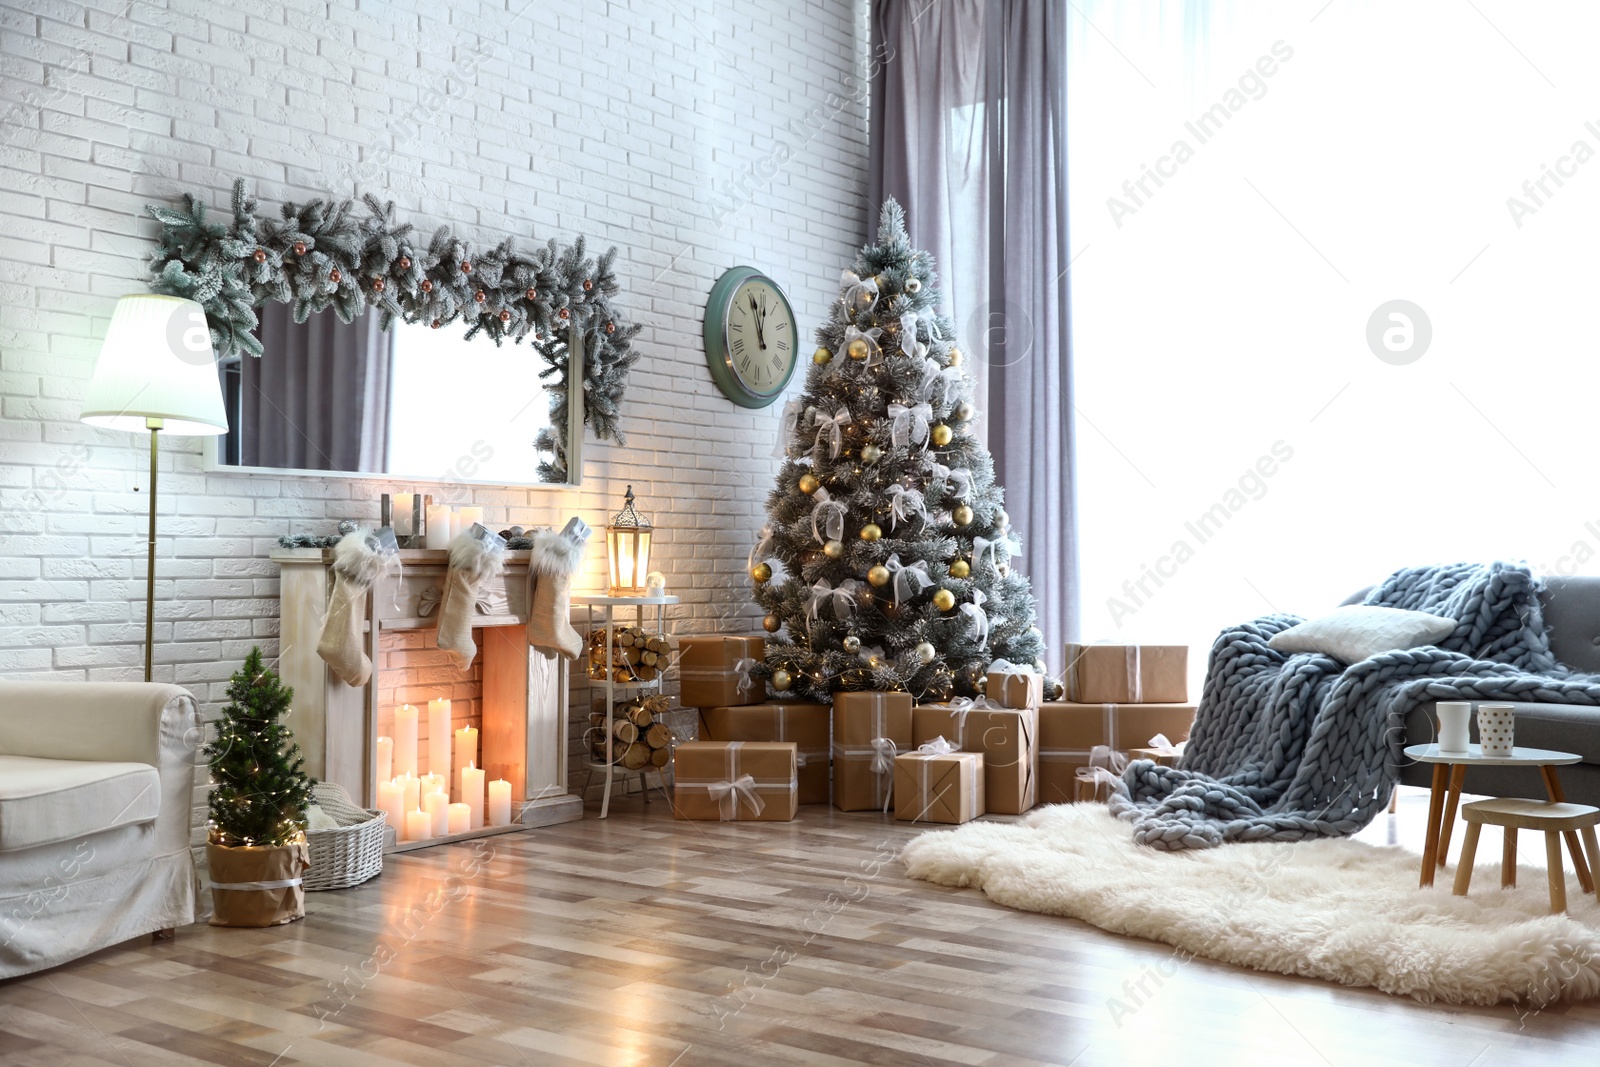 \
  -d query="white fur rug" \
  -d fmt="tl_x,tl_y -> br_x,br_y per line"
902,803 -> 1600,1005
